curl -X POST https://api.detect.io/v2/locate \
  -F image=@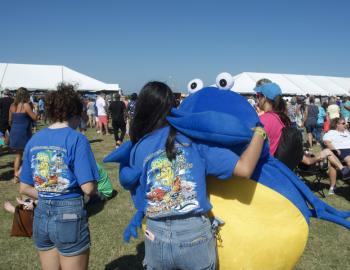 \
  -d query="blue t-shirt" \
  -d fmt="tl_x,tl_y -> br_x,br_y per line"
341,101 -> 350,118
20,127 -> 99,199
317,106 -> 326,125
131,126 -> 239,219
